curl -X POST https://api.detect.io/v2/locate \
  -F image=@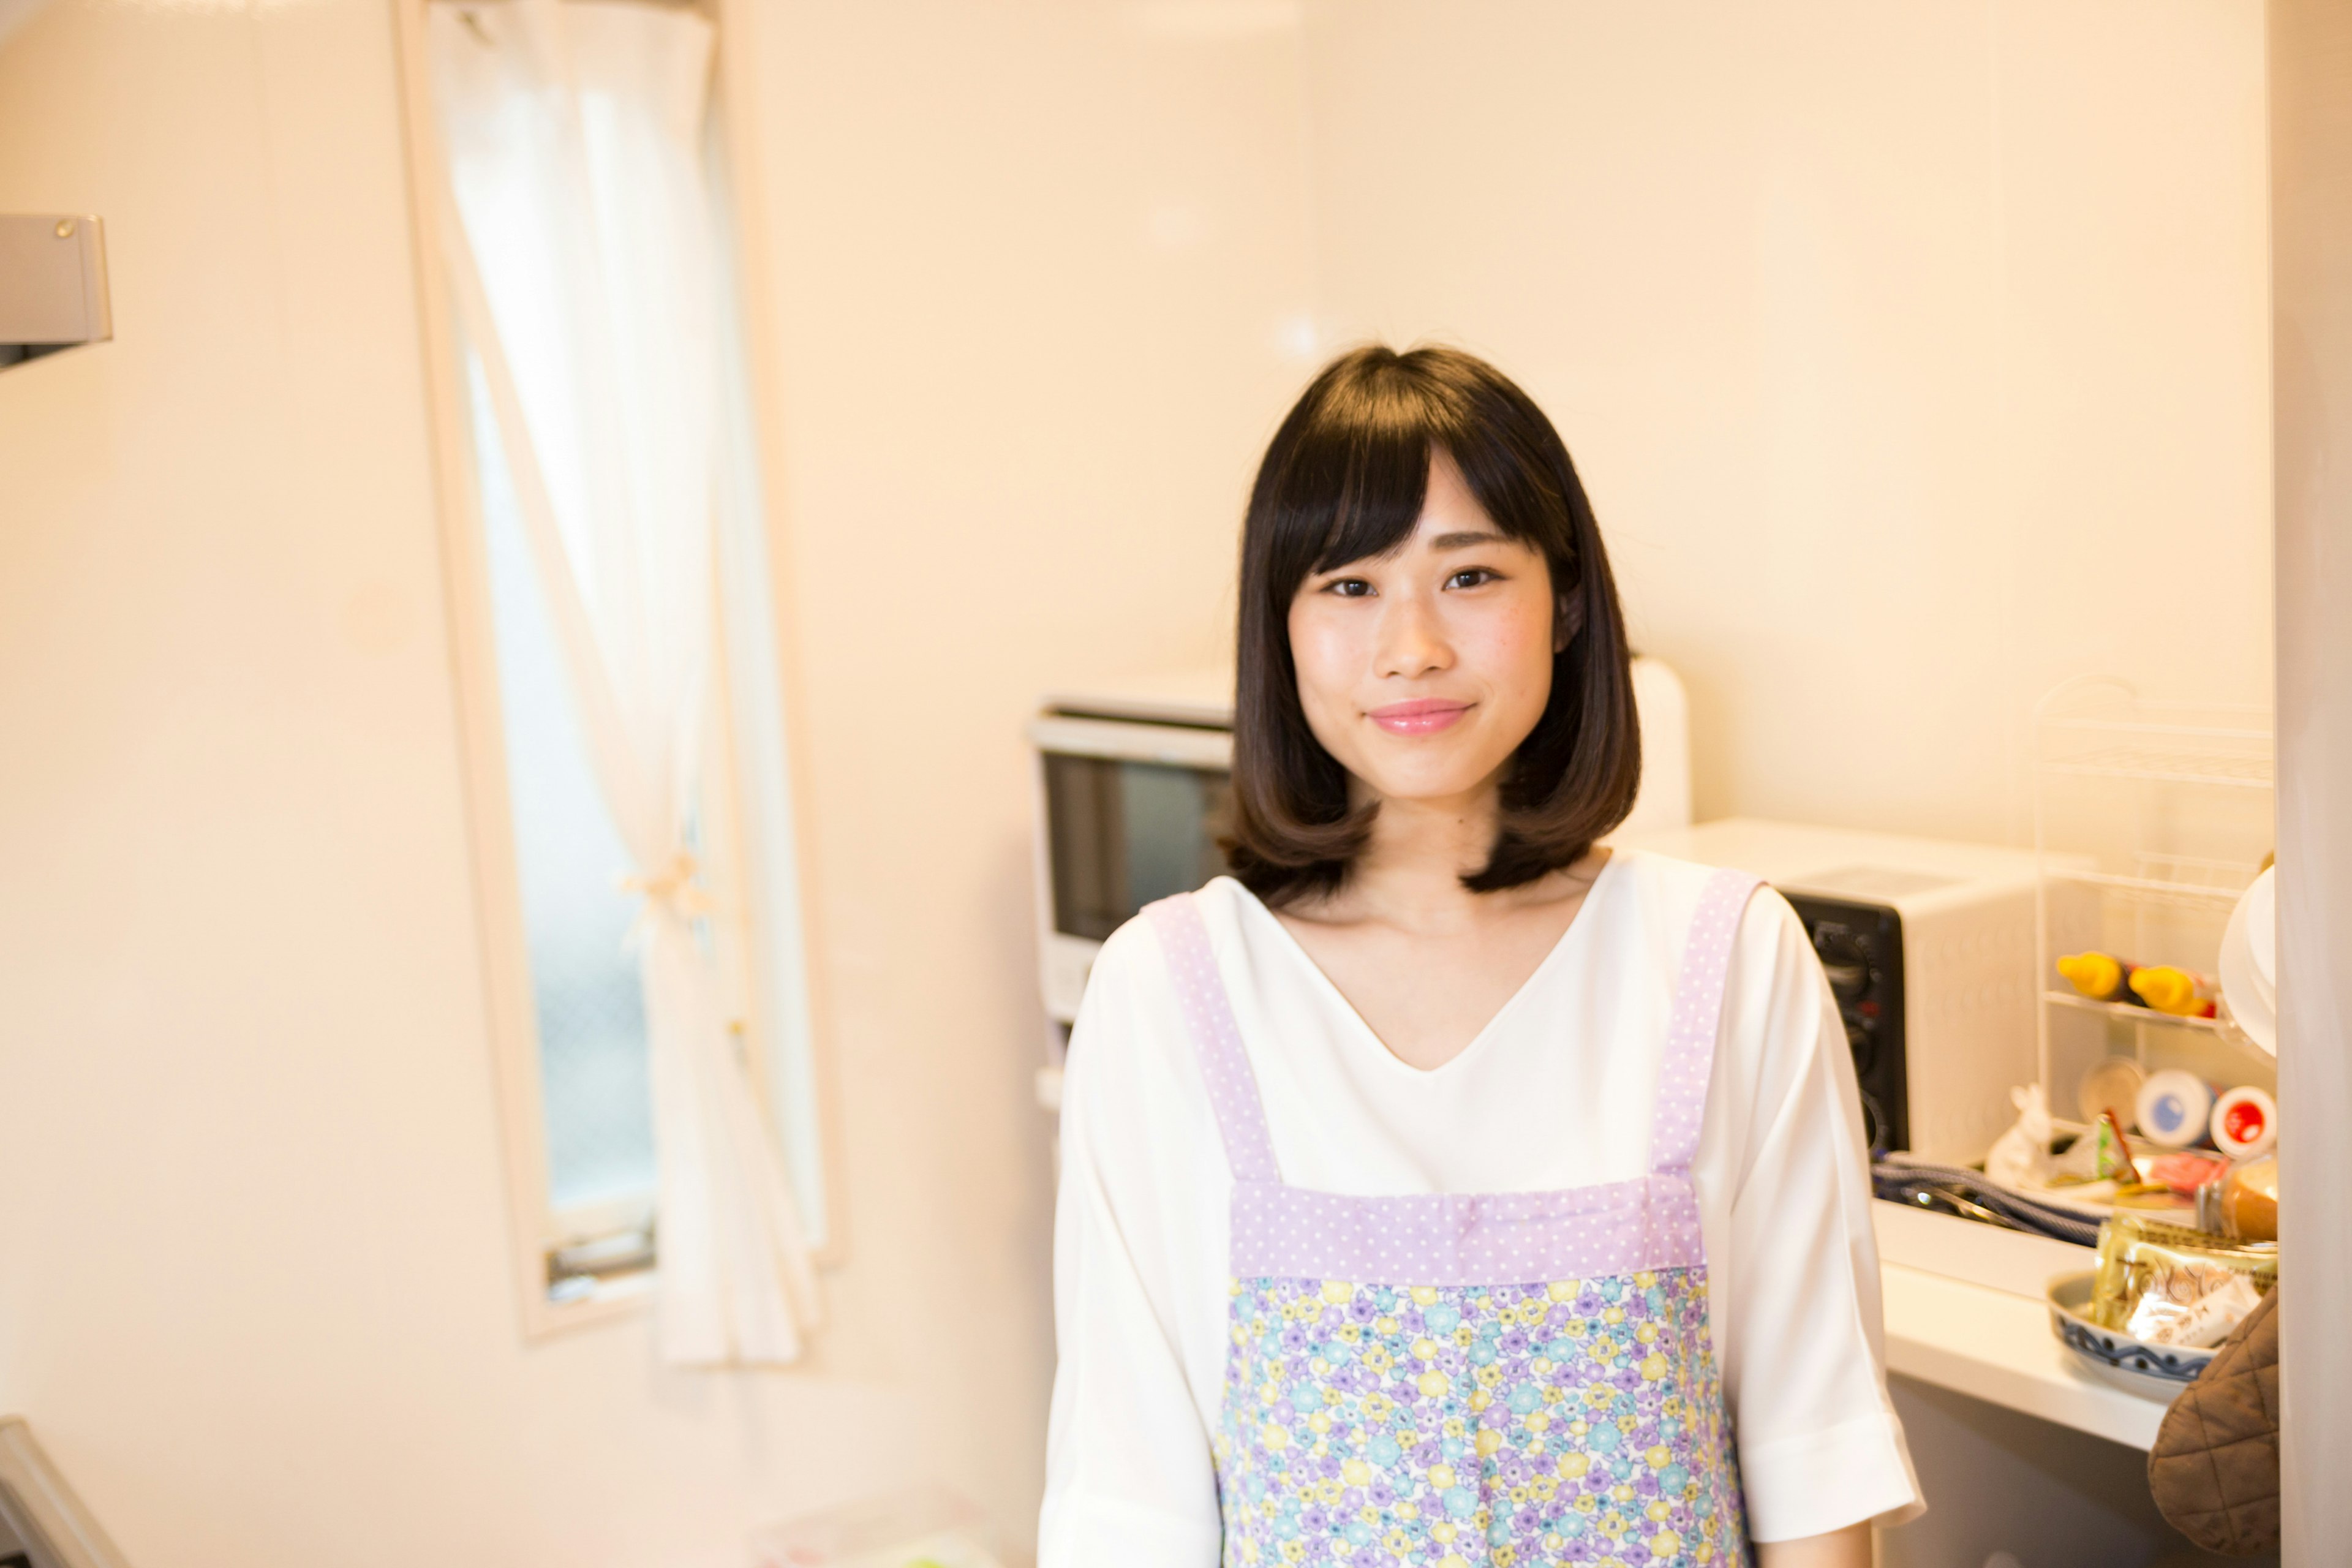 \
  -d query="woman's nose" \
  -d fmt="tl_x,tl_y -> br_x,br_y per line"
1376,592 -> 1451,678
